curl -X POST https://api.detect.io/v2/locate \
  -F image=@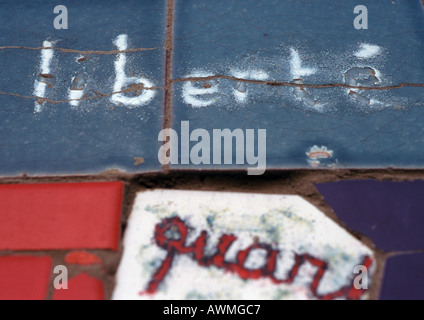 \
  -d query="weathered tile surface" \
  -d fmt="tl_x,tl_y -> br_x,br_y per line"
380,252 -> 424,300
113,190 -> 374,300
316,180 -> 424,251
53,273 -> 105,300
0,255 -> 52,300
171,0 -> 424,171
0,0 -> 166,176
0,182 -> 123,250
